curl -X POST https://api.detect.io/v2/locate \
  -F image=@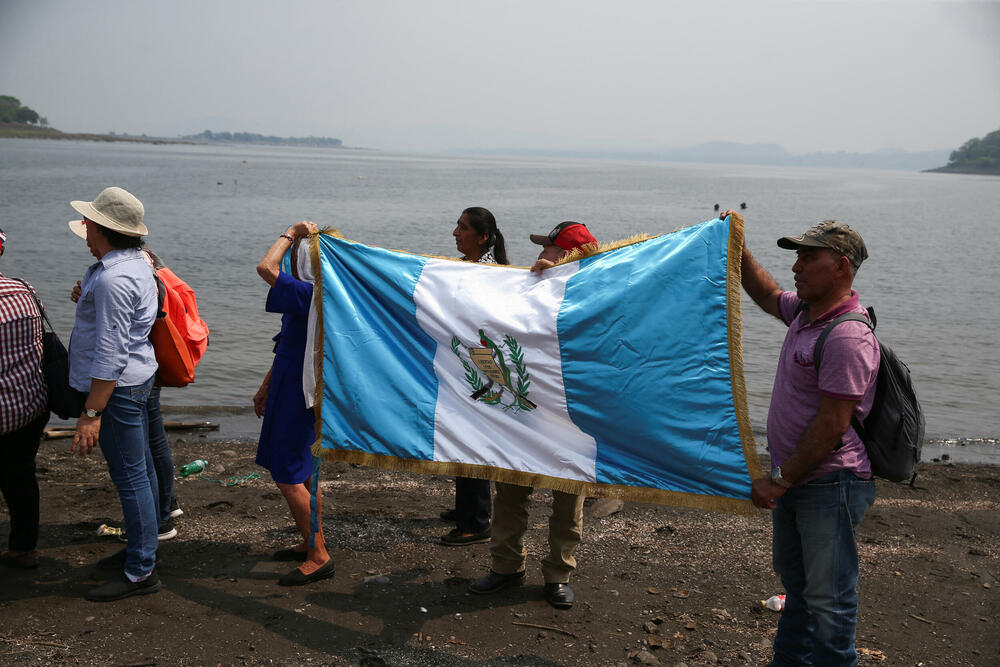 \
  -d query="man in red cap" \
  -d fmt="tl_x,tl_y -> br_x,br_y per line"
468,221 -> 599,610
528,221 -> 598,273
